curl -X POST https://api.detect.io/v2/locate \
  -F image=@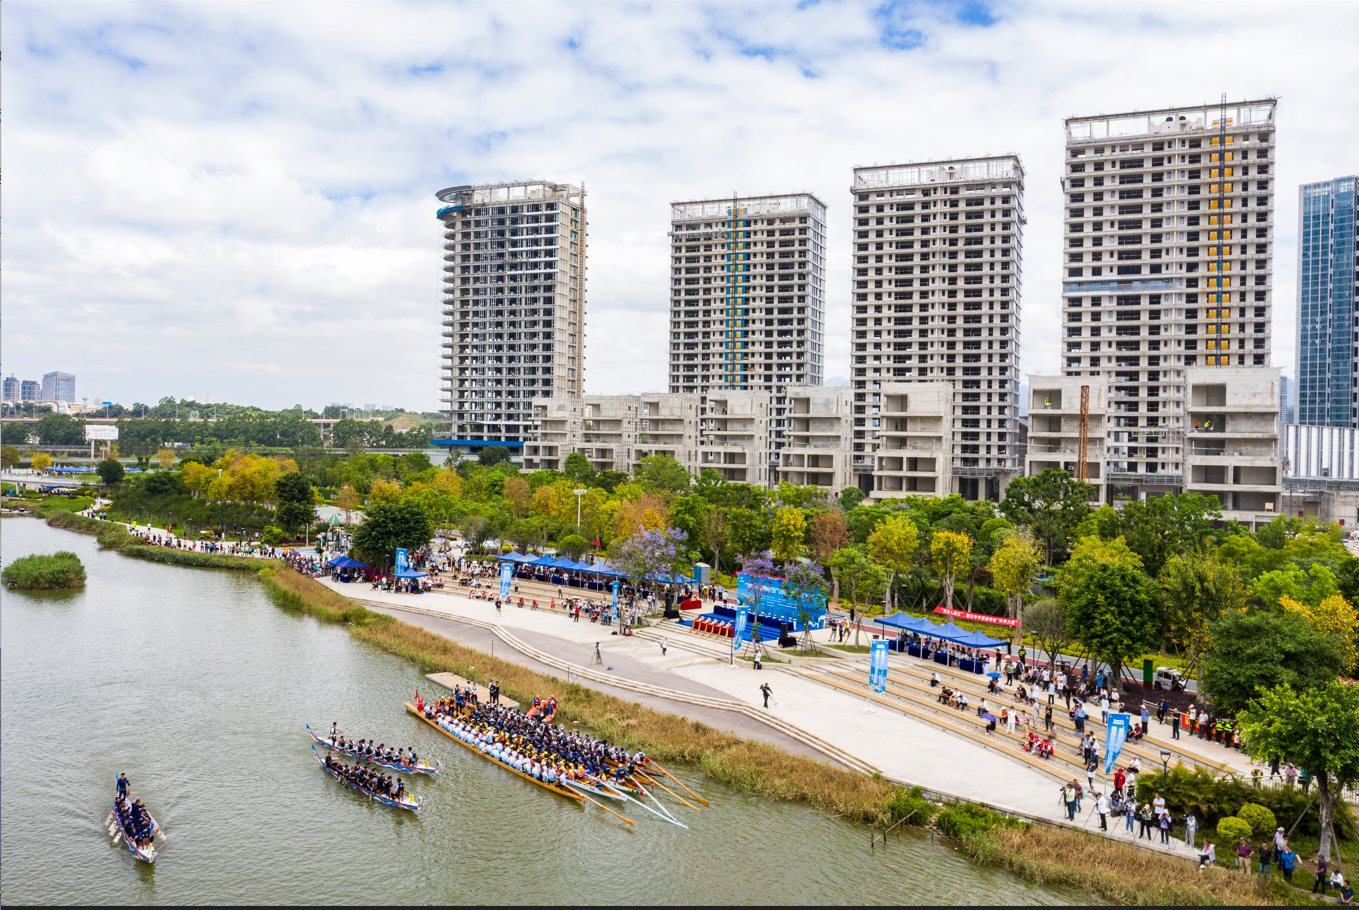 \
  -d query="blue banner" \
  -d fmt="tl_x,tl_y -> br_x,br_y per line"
611,580 -> 620,622
733,607 -> 750,649
869,640 -> 889,694
1105,712 -> 1131,774
737,572 -> 827,630
499,561 -> 513,598
395,548 -> 408,574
